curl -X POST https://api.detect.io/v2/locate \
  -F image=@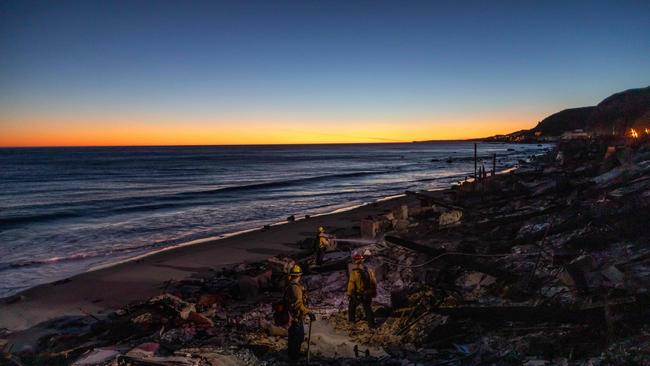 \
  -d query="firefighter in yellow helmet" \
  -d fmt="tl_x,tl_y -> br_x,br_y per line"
283,264 -> 316,360
315,226 -> 331,265
347,252 -> 377,327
